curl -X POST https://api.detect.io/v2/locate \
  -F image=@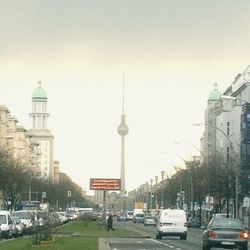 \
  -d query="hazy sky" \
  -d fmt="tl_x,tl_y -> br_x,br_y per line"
1,0 -> 250,194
